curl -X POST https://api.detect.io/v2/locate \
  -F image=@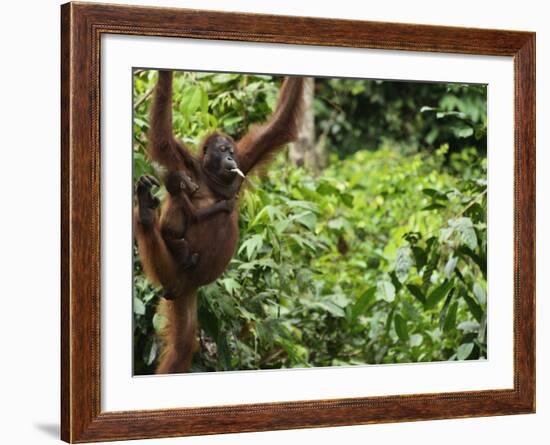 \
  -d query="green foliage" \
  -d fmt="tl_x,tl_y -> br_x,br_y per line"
315,79 -> 487,158
133,69 -> 279,161
133,70 -> 487,374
